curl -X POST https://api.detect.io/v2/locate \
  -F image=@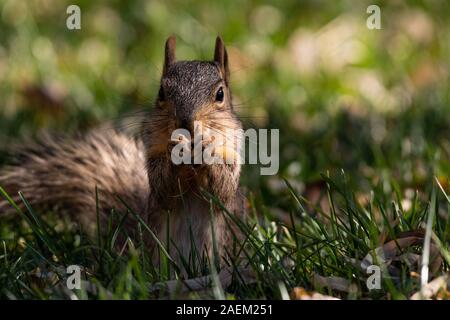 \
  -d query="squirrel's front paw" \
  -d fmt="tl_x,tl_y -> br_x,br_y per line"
213,145 -> 240,165
196,137 -> 239,165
